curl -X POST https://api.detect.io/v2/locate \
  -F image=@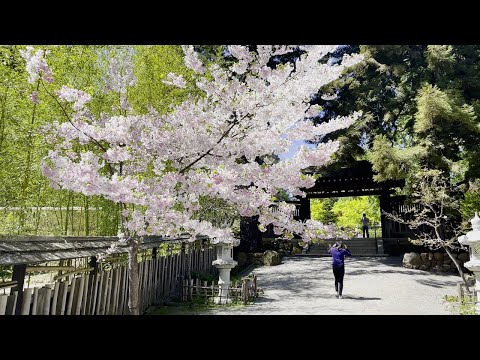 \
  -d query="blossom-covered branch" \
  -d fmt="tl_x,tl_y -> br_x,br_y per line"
36,45 -> 363,245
